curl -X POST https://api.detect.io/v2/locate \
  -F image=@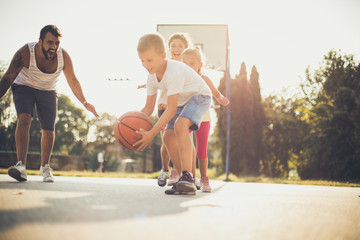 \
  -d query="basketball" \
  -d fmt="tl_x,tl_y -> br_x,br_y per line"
114,111 -> 153,150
